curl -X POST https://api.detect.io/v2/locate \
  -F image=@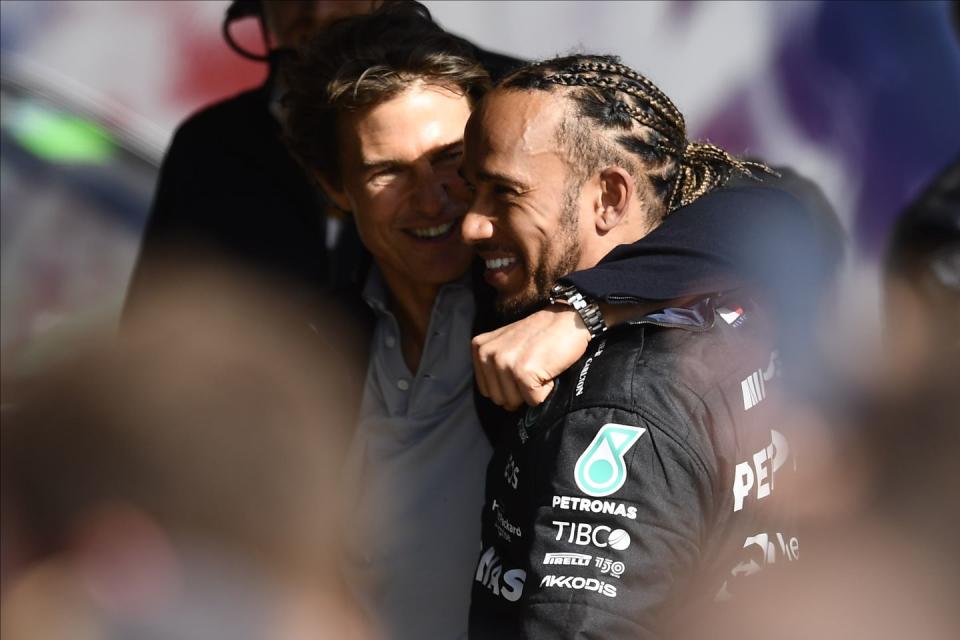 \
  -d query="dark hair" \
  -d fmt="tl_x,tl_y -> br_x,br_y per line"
283,2 -> 490,187
500,54 -> 774,220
